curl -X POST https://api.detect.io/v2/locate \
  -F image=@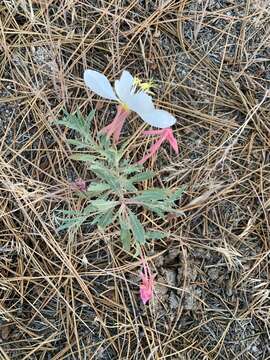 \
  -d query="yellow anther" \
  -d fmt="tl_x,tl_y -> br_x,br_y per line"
133,77 -> 155,95
133,77 -> 141,86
